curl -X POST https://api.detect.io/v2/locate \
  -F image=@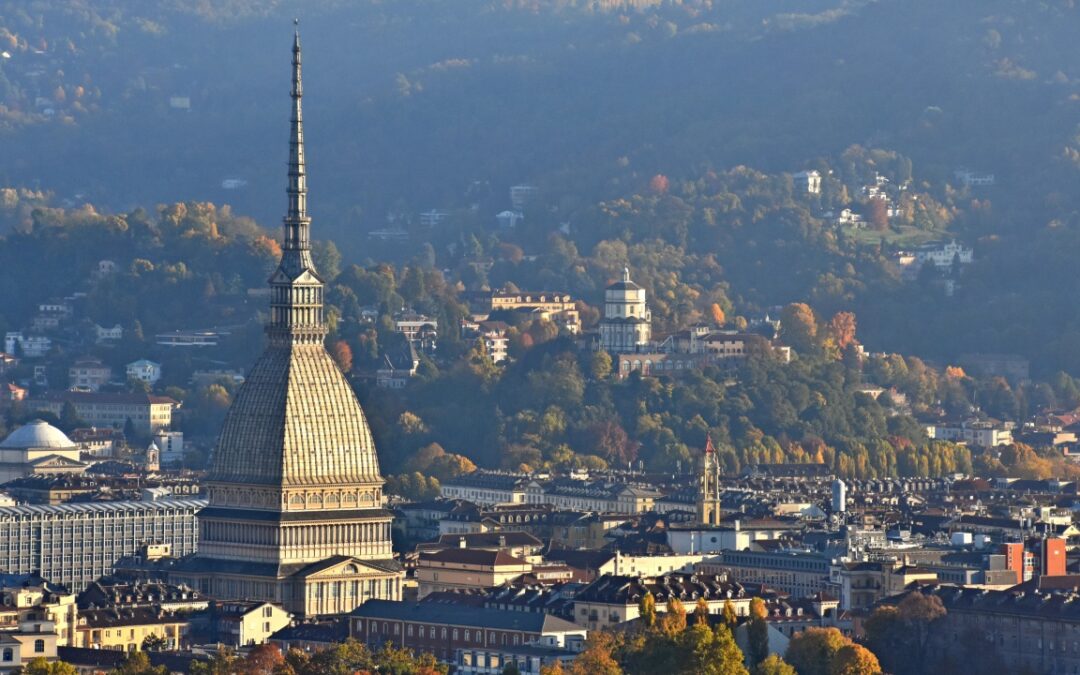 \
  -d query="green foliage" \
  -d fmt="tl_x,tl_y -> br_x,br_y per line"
19,658 -> 79,675
753,655 -> 796,675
